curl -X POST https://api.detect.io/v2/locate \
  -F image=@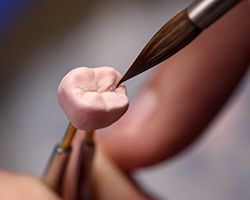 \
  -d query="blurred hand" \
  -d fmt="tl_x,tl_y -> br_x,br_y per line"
0,170 -> 59,200
0,1 -> 249,199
